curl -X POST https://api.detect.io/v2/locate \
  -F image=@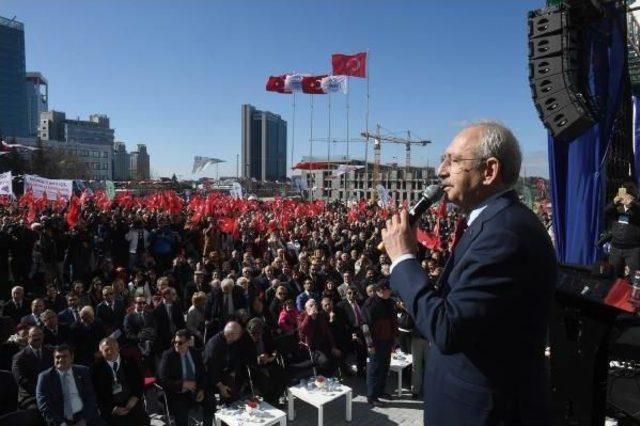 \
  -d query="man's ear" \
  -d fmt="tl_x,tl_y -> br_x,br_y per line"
483,157 -> 501,186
